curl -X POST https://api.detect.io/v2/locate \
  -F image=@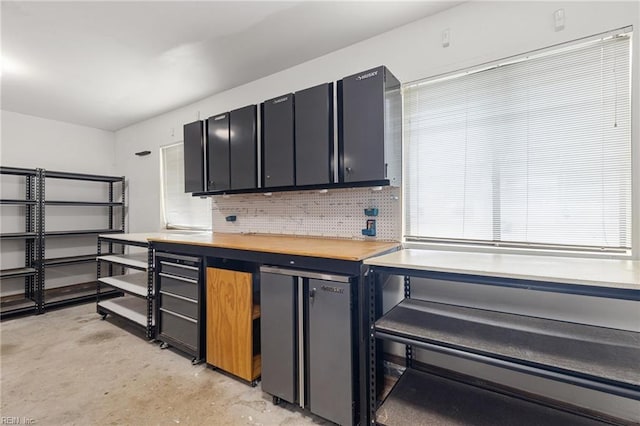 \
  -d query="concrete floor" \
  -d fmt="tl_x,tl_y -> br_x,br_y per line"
0,303 -> 330,425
